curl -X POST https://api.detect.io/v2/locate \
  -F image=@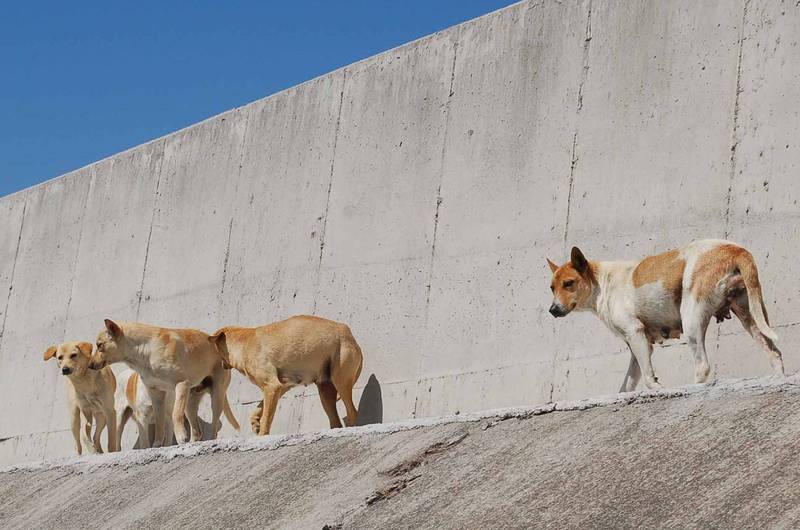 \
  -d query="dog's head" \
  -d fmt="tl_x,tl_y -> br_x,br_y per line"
89,319 -> 124,370
207,330 -> 232,370
546,246 -> 597,318
44,341 -> 94,377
